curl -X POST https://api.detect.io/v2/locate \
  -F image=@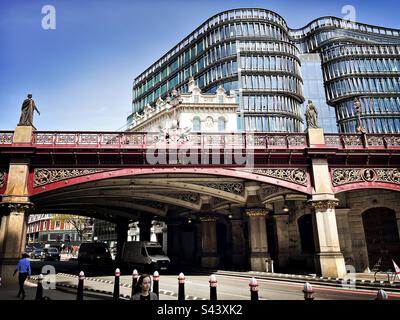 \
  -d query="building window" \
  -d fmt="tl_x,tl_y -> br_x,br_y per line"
218,117 -> 226,132
55,220 -> 61,230
193,117 -> 201,131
